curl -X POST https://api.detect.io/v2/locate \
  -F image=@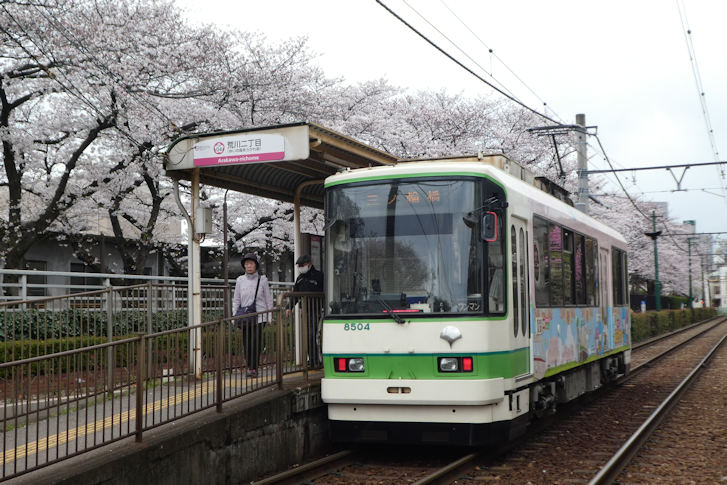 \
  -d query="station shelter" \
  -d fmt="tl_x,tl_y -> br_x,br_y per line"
163,122 -> 397,375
